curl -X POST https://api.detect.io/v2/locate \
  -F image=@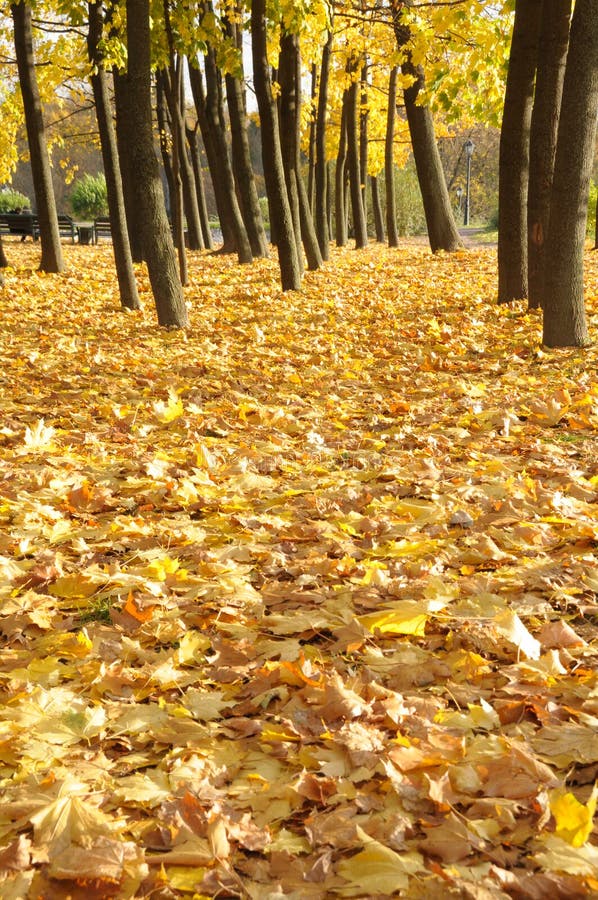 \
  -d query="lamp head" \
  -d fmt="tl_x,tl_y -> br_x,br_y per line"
464,139 -> 474,158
